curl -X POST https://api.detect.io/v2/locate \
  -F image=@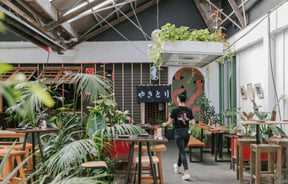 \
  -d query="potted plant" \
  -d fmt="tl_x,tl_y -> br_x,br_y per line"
196,93 -> 220,125
148,10 -> 234,68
